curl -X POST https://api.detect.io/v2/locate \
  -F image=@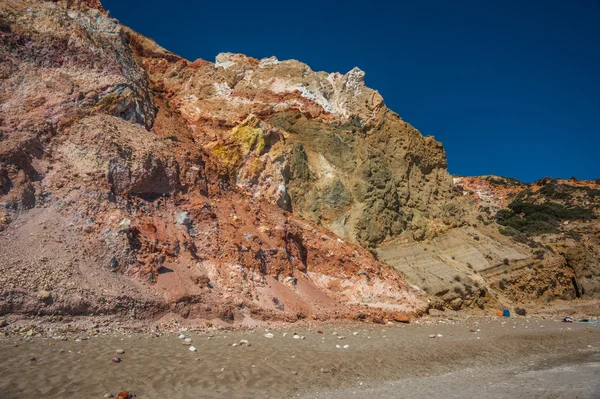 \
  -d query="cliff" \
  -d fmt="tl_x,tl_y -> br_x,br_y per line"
1,0 -> 598,326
